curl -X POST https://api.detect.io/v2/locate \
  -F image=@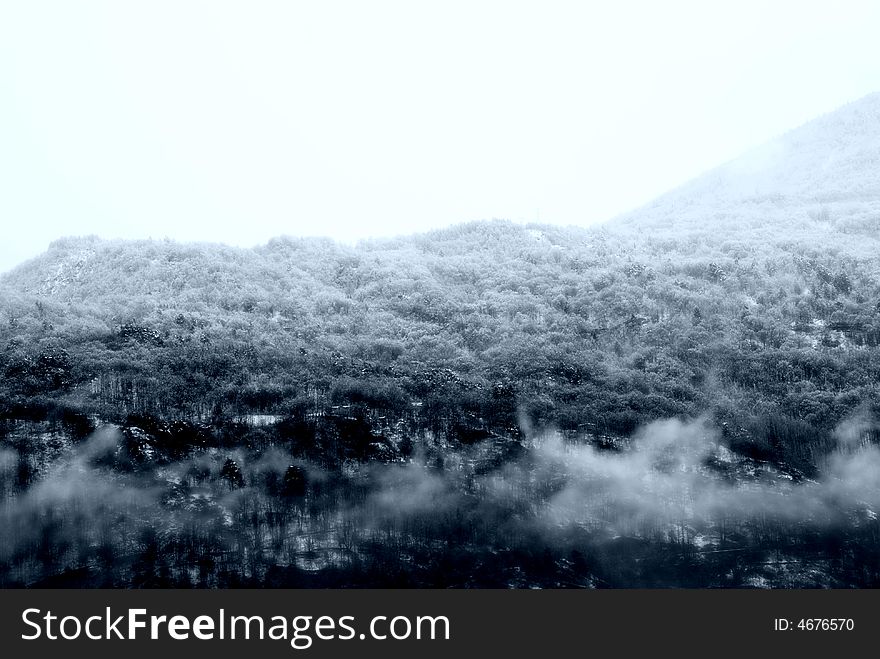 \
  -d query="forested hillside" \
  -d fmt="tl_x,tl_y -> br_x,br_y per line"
2,94 -> 880,588
4,213 -> 879,469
